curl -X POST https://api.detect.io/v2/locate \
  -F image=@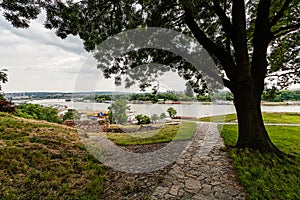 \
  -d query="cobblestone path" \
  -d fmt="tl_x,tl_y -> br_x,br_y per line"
151,122 -> 247,200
